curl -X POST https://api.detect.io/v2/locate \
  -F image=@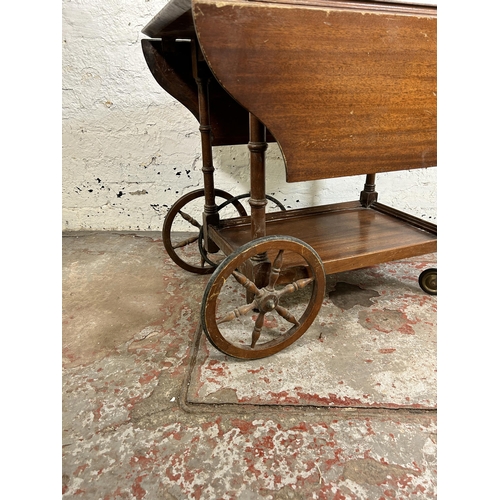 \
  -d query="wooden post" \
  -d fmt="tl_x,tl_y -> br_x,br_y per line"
247,113 -> 269,293
192,41 -> 219,252
360,173 -> 379,207
248,114 -> 268,242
